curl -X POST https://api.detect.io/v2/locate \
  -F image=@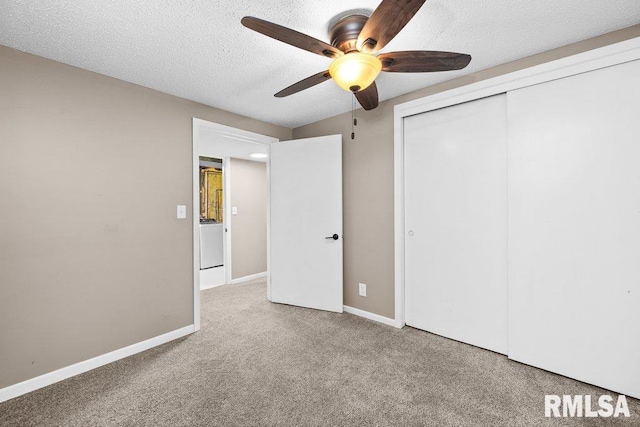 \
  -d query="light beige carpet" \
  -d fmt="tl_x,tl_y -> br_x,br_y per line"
1,279 -> 638,426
